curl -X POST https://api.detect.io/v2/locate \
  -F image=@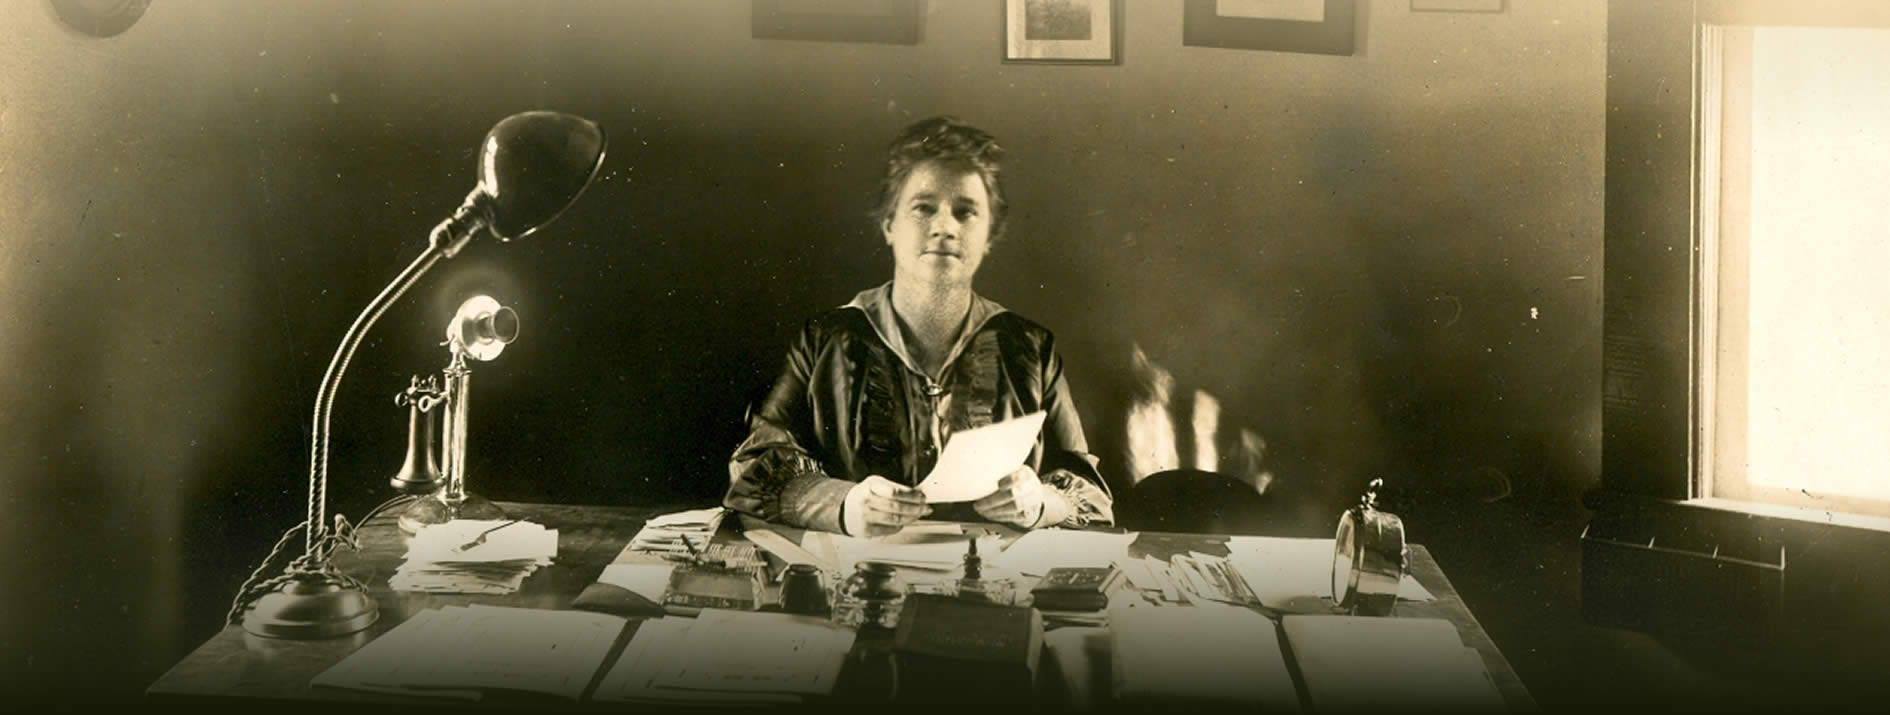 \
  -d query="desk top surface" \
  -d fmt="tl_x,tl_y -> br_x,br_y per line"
149,501 -> 1537,710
